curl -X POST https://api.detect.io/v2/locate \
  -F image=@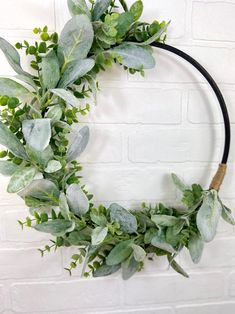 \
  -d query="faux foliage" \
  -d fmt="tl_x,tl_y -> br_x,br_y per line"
0,0 -> 233,280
